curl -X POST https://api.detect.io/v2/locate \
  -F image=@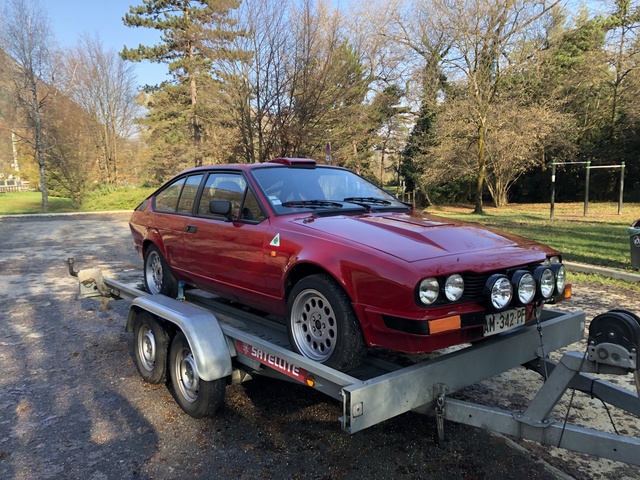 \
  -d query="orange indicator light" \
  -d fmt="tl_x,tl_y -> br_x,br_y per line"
428,315 -> 461,334
563,284 -> 572,300
306,376 -> 315,387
